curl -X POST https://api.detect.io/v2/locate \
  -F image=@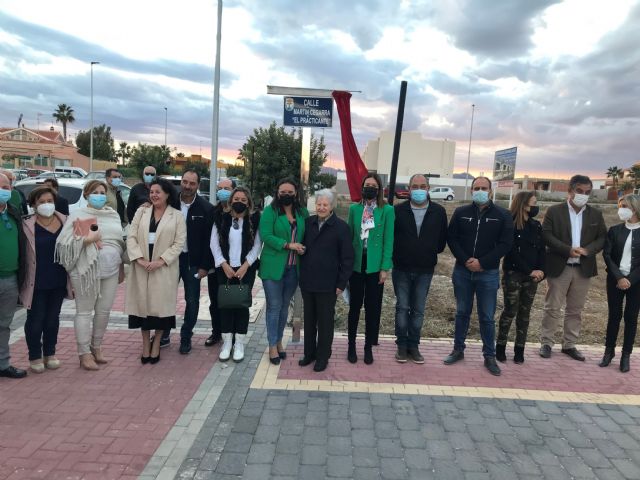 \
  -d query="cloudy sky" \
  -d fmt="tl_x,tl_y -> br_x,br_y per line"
1,0 -> 639,178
